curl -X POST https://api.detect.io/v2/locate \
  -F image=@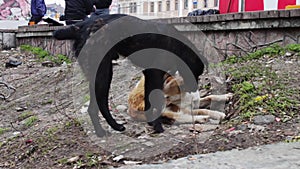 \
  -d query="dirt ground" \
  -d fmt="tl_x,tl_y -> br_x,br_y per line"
0,47 -> 299,169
